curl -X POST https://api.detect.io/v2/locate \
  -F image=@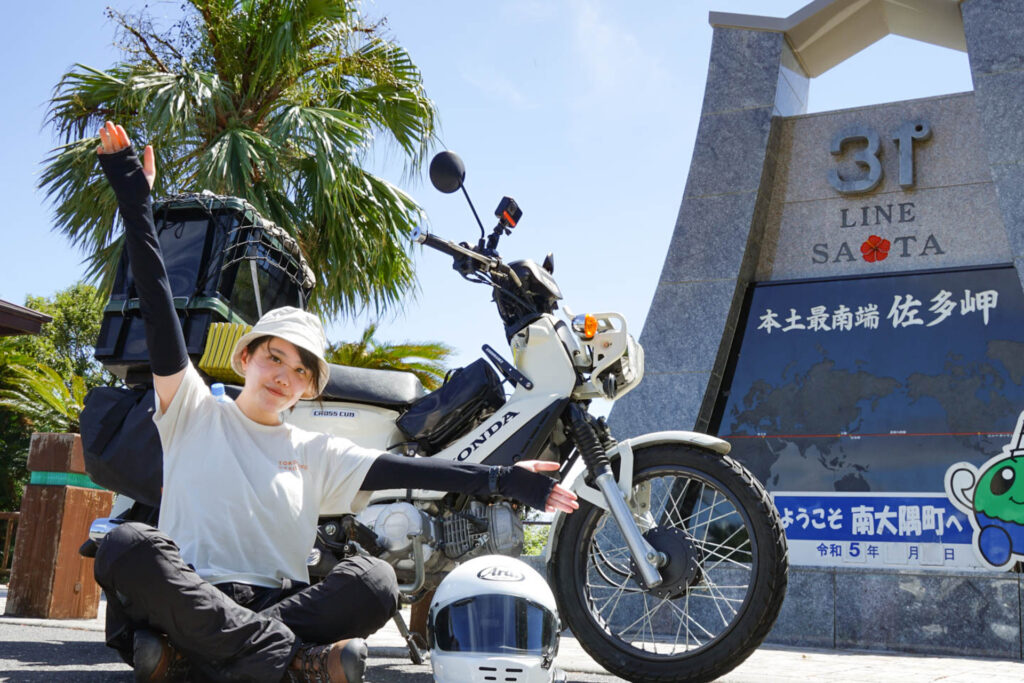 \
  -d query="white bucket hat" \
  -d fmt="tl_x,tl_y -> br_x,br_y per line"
230,306 -> 330,399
